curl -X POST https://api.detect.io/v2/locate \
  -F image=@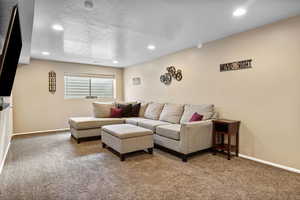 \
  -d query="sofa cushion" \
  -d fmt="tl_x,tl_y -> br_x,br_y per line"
139,102 -> 148,117
138,119 -> 171,132
159,103 -> 184,124
180,104 -> 214,123
93,102 -> 114,118
102,124 -> 153,139
125,117 -> 147,126
156,124 -> 181,140
69,117 -> 124,130
144,103 -> 164,120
